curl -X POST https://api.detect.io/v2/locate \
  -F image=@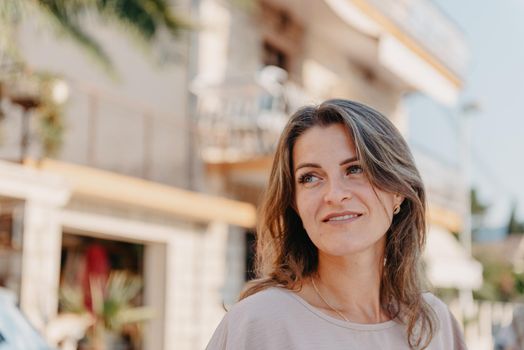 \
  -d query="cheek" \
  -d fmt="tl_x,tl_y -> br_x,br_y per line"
295,191 -> 317,225
295,192 -> 308,218
369,194 -> 395,227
